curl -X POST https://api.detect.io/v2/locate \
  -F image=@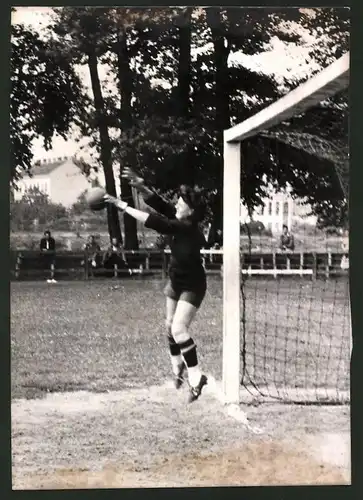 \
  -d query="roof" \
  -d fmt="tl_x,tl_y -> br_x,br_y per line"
30,160 -> 65,176
30,157 -> 70,176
